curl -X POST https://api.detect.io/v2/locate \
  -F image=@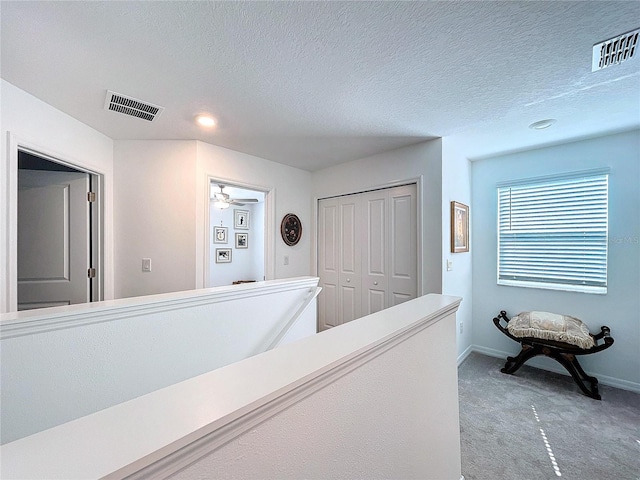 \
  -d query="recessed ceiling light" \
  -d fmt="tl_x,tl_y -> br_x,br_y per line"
195,115 -> 216,128
529,119 -> 557,130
